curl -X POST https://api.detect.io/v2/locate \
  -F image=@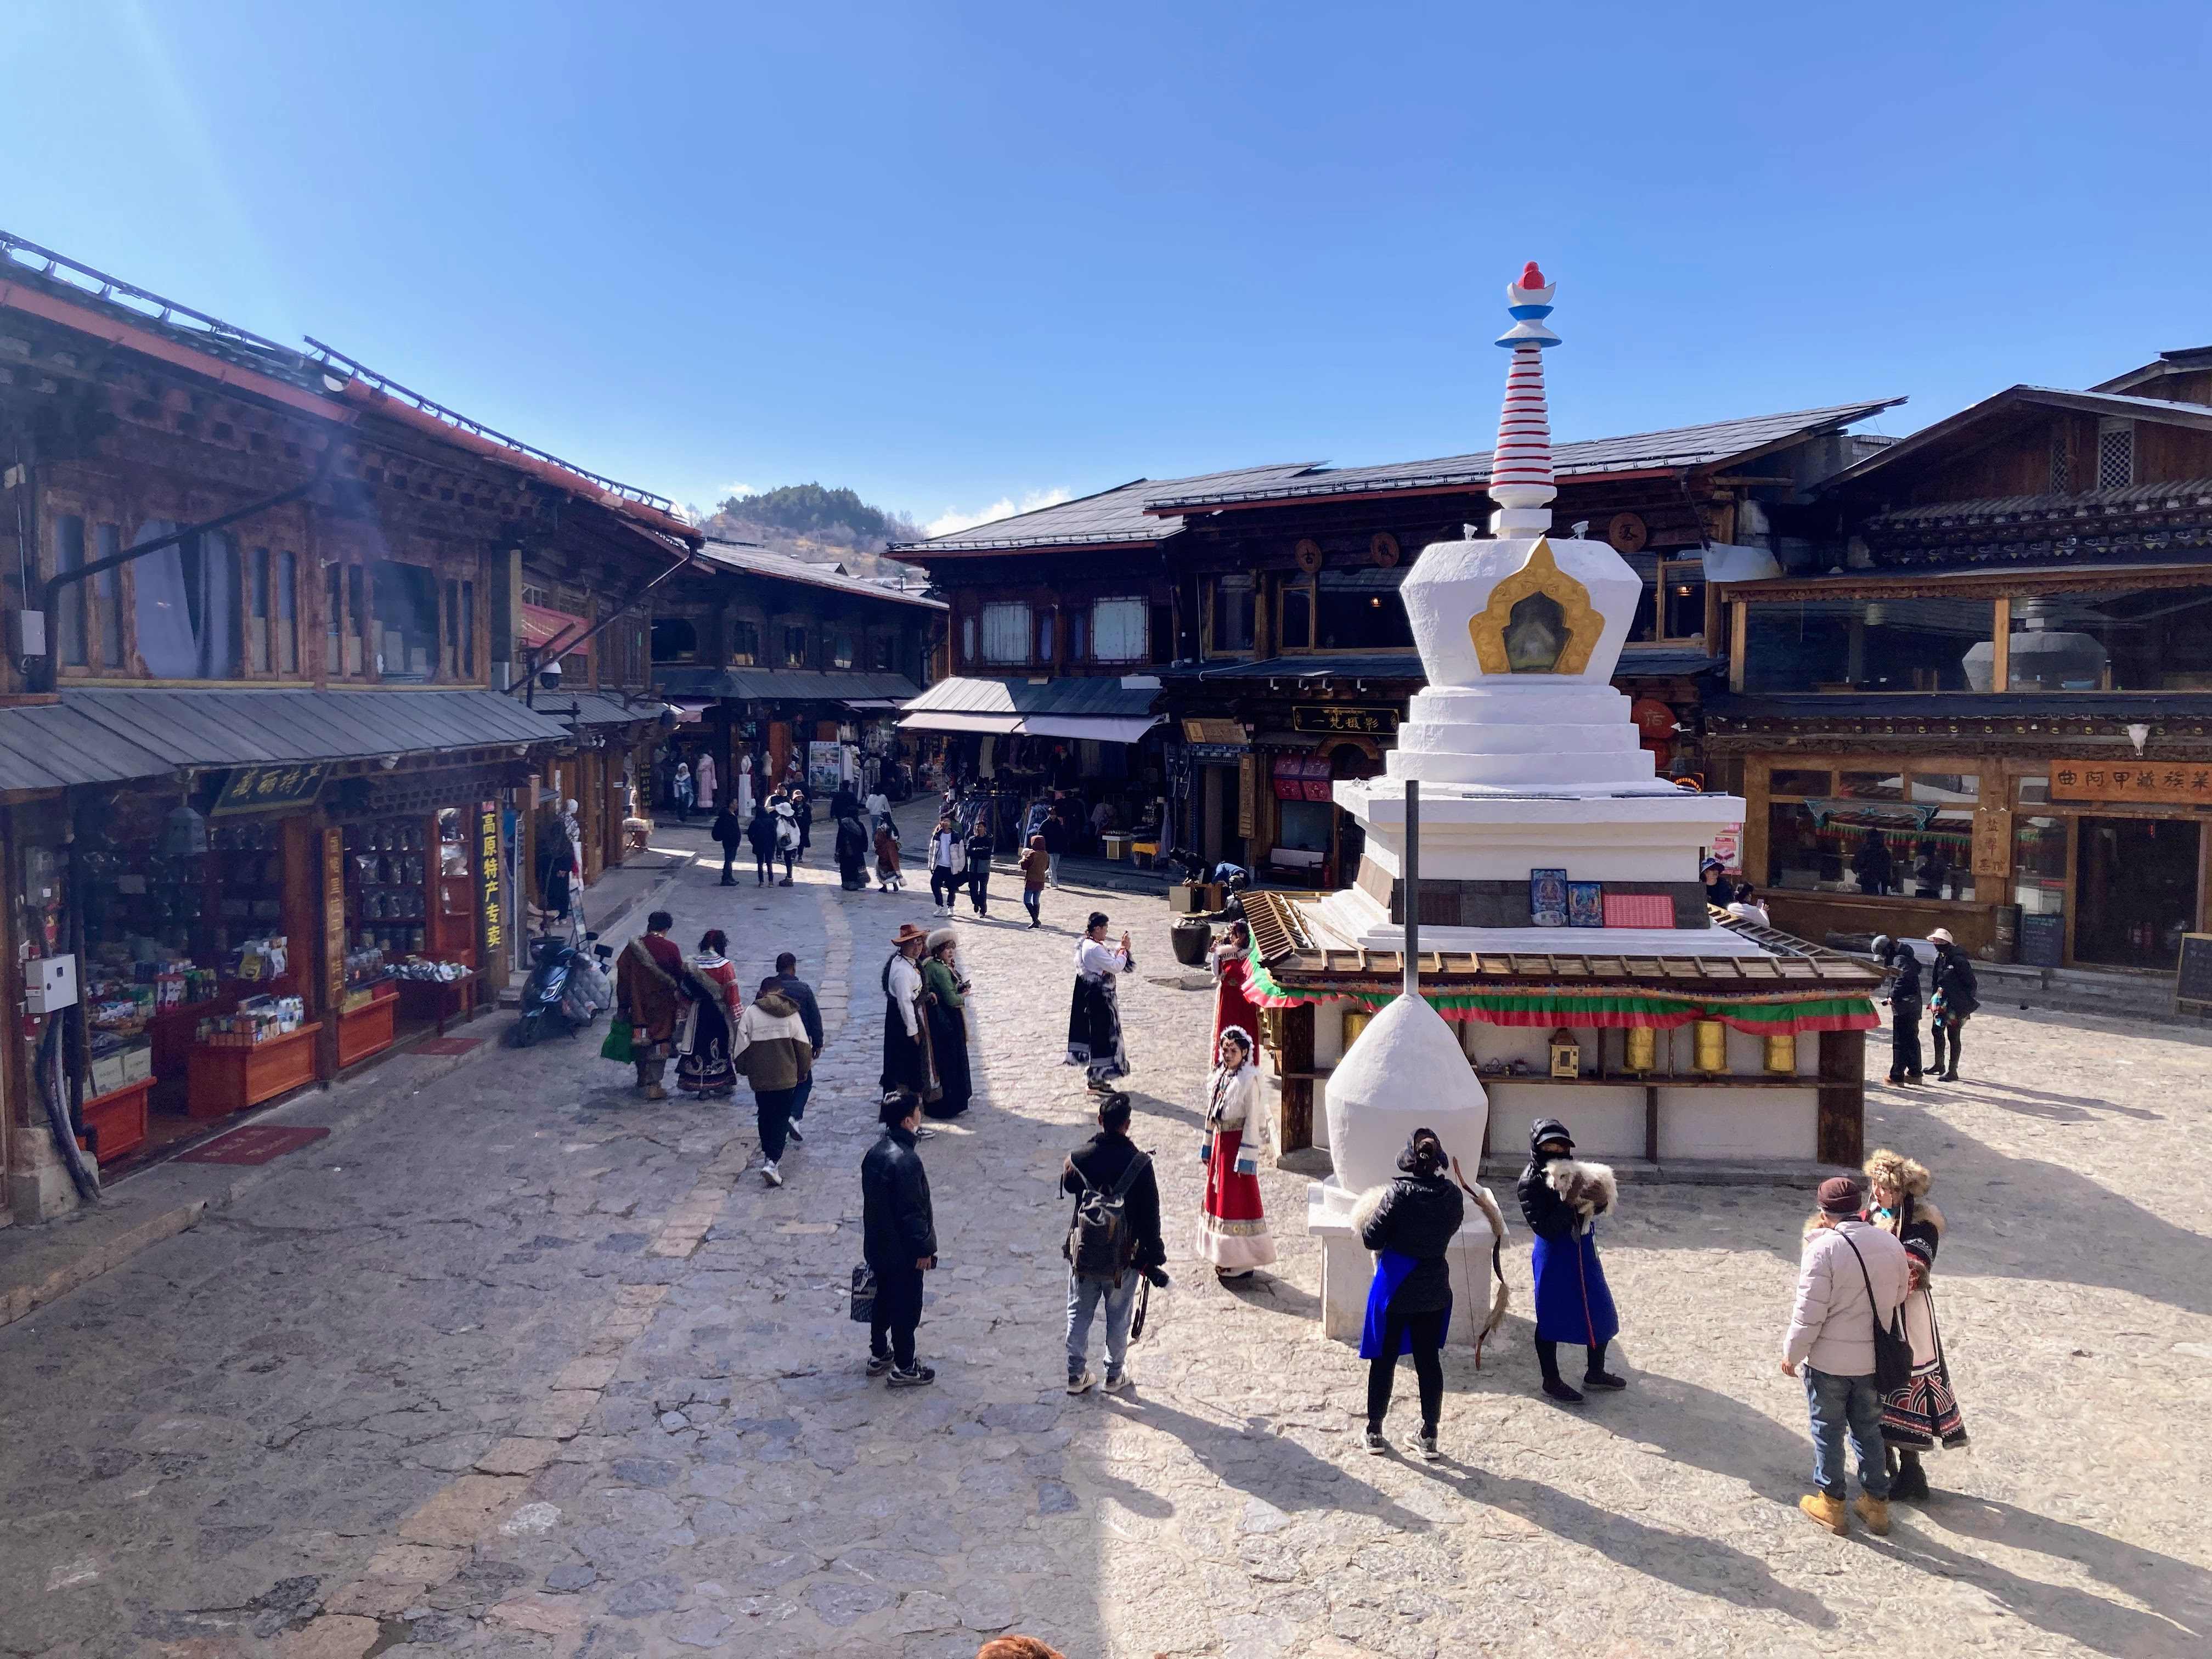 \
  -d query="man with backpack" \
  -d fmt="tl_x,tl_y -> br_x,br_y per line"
1060,1091 -> 1168,1395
